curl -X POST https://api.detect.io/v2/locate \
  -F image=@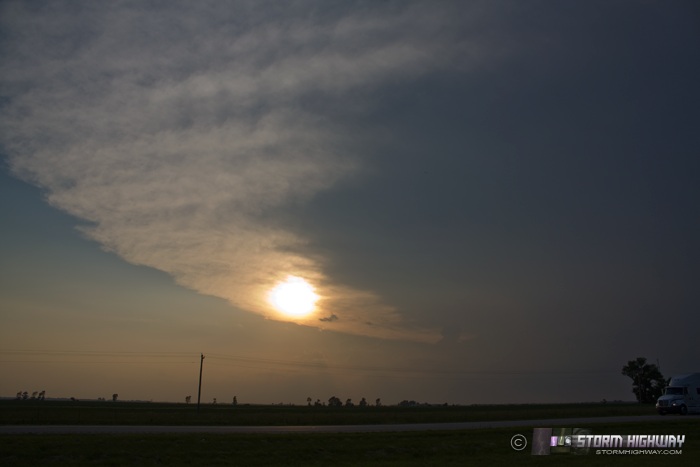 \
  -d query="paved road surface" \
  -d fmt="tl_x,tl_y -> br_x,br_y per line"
0,414 -> 694,434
